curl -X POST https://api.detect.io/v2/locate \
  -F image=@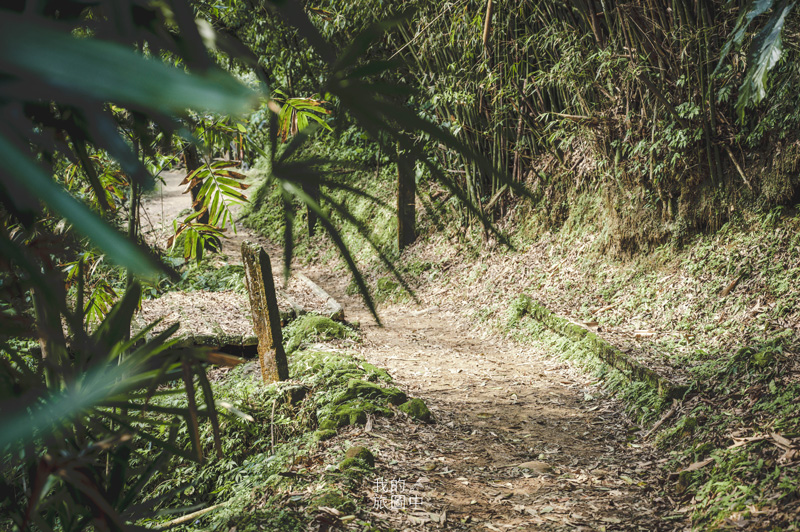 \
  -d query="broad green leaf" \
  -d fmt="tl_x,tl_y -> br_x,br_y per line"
736,1 -> 796,121
717,0 -> 779,73
0,363 -> 128,450
0,14 -> 259,117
